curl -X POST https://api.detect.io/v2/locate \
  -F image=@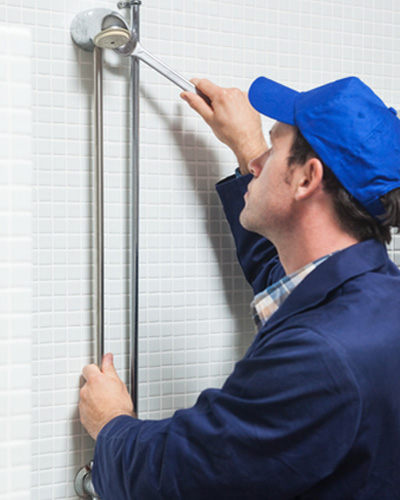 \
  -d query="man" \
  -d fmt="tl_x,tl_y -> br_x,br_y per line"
79,75 -> 400,499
